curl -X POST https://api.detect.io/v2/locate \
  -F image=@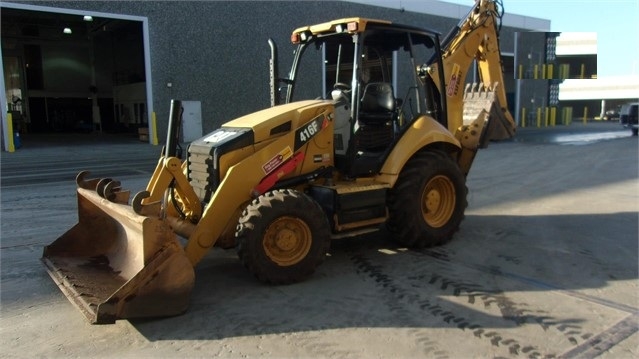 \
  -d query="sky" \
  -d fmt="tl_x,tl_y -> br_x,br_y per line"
443,0 -> 639,77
